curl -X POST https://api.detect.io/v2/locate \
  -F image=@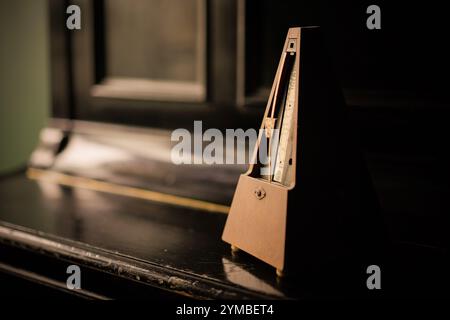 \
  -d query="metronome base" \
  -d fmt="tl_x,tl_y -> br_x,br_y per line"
276,269 -> 285,278
229,243 -> 286,278
230,245 -> 239,253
